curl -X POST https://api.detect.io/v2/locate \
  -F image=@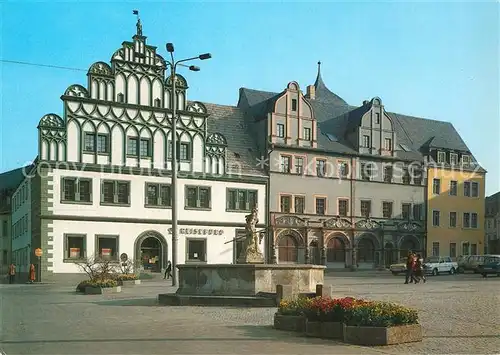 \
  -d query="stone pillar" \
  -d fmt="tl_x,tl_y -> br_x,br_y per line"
271,243 -> 277,264
321,246 -> 327,265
